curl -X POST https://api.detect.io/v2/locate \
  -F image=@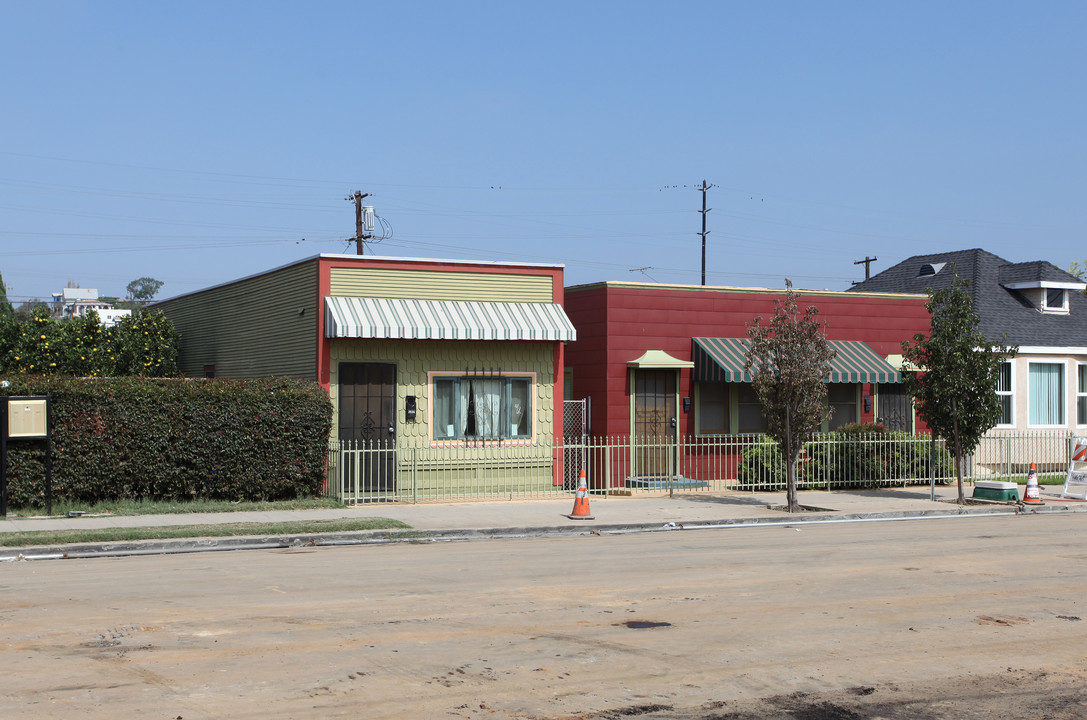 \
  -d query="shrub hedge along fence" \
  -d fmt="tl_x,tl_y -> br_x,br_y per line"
738,422 -> 954,489
2,375 -> 333,508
